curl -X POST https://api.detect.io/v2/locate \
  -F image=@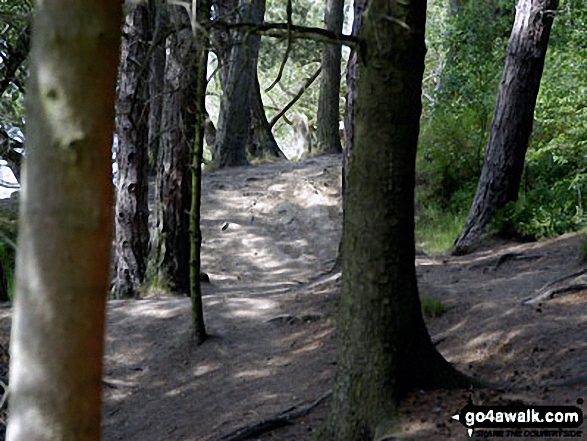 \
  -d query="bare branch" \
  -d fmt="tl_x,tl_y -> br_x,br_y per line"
269,66 -> 322,129
265,0 -> 293,92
